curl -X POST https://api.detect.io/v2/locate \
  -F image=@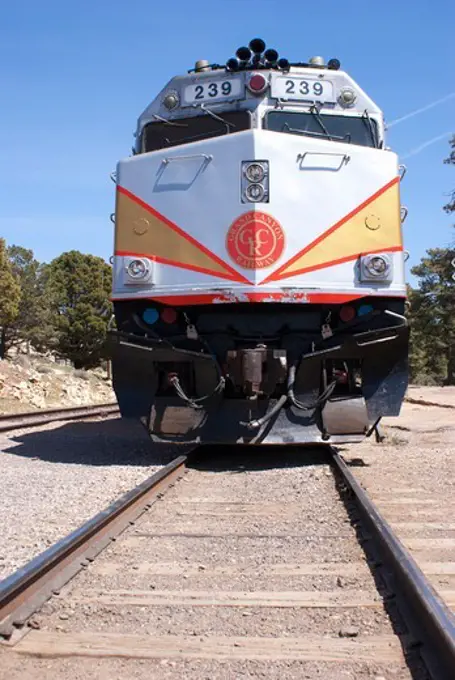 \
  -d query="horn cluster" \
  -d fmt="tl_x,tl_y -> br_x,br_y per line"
226,39 -> 289,72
